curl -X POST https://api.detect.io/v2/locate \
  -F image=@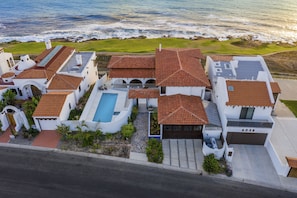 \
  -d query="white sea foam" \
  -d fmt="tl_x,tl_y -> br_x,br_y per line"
0,0 -> 297,43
